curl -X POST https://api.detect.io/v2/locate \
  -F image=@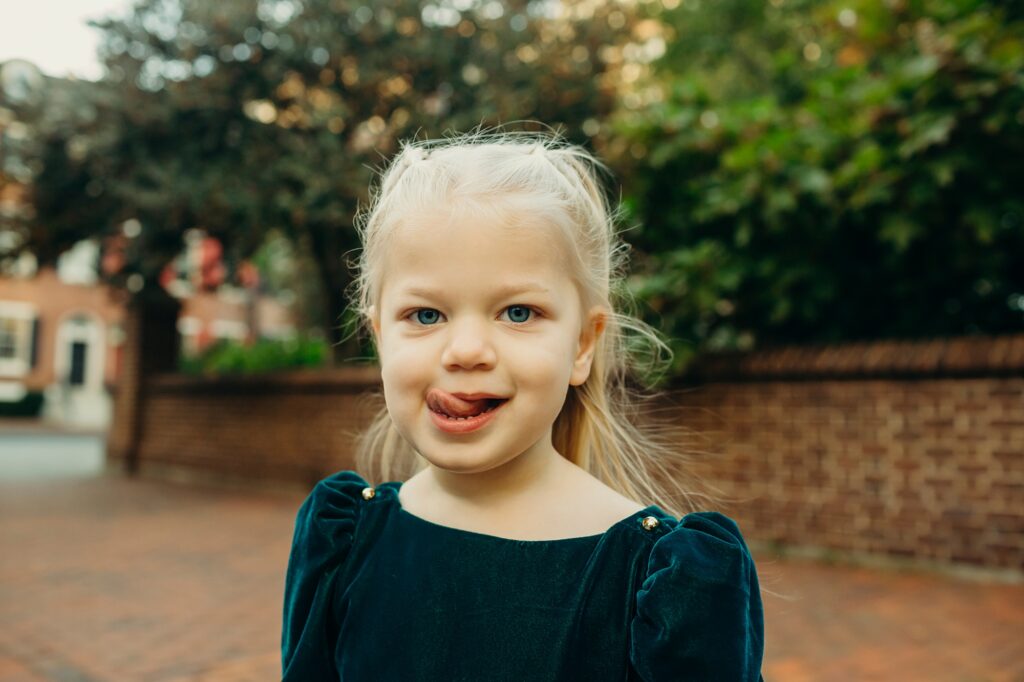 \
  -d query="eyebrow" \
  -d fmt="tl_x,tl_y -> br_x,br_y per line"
399,282 -> 552,299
